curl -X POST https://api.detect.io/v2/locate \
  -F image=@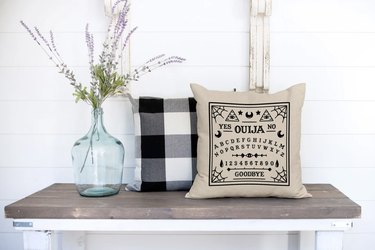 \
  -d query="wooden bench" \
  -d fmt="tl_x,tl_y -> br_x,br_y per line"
5,183 -> 361,250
